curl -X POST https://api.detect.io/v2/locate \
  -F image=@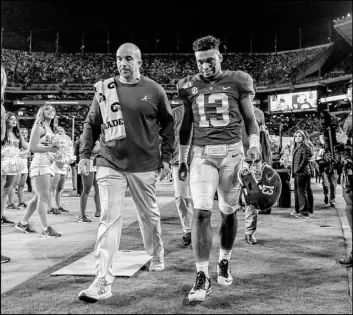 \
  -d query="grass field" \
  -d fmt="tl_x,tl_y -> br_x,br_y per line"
1,200 -> 352,314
